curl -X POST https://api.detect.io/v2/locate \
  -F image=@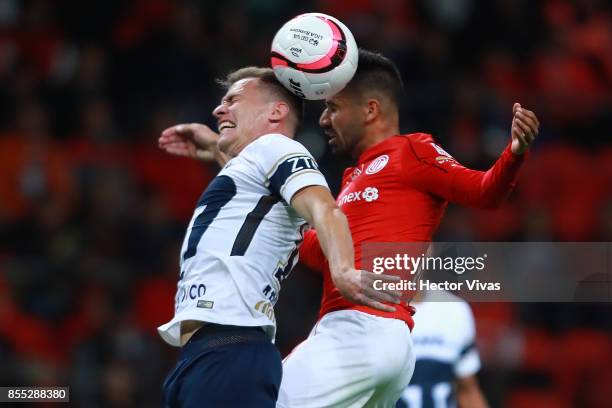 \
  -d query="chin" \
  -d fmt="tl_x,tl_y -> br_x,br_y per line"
217,138 -> 231,155
330,144 -> 346,156
218,131 -> 233,145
